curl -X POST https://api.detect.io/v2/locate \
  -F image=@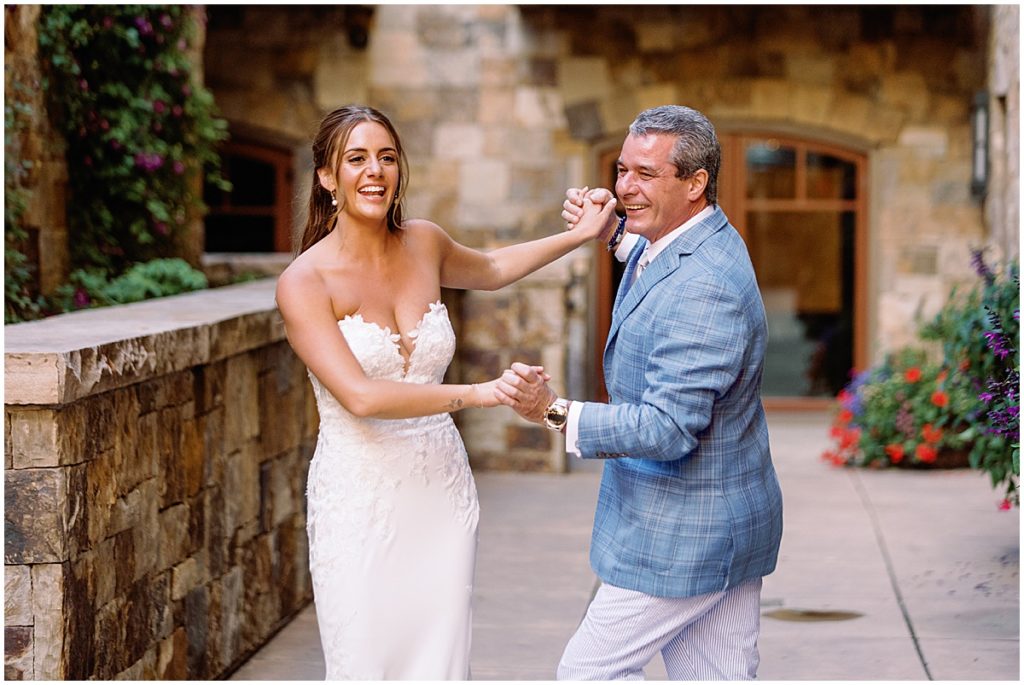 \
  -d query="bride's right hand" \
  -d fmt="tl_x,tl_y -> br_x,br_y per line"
562,187 -> 615,231
479,365 -> 551,409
